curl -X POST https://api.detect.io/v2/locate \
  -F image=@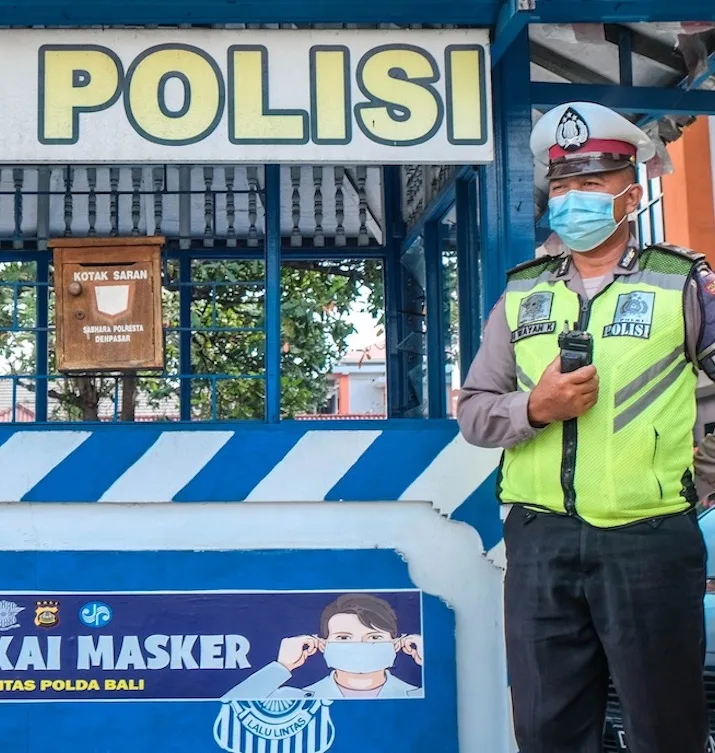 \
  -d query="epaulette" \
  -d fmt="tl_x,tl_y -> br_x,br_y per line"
648,243 -> 706,263
506,253 -> 563,278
